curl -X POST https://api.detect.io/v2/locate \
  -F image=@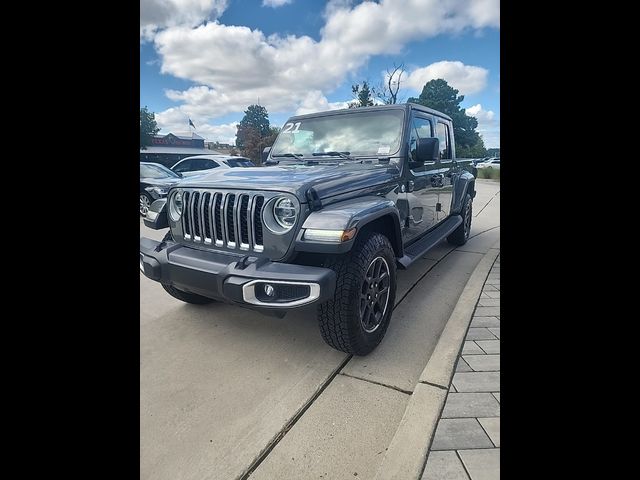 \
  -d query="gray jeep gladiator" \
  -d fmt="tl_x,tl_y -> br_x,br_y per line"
140,103 -> 476,355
